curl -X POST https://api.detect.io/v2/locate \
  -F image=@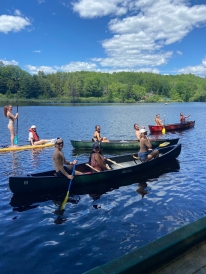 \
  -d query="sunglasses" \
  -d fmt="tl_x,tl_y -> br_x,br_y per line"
56,142 -> 63,145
